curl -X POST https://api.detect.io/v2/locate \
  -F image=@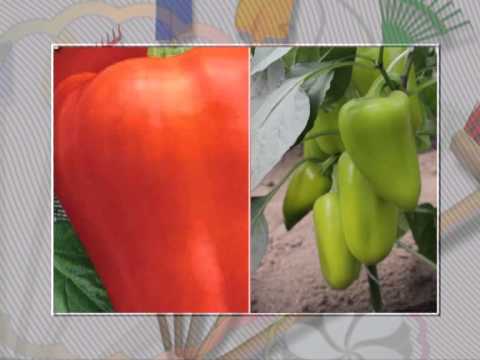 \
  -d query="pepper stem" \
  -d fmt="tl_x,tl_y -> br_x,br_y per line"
376,47 -> 396,91
366,265 -> 383,312
401,52 -> 415,90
